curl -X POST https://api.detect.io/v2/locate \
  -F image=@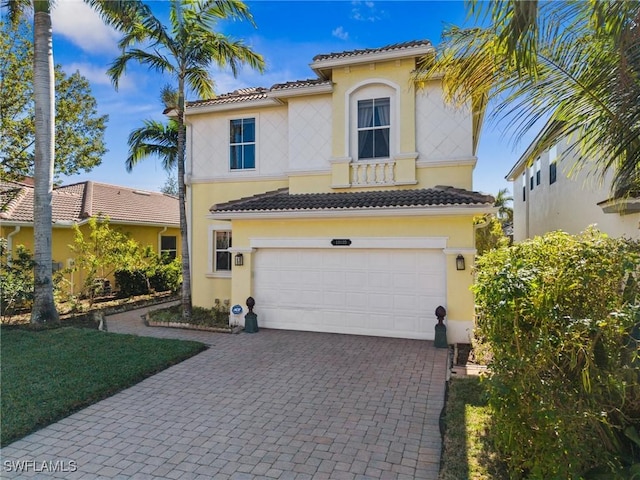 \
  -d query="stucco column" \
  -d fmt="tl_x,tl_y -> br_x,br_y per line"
443,249 -> 476,344
229,248 -> 254,327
